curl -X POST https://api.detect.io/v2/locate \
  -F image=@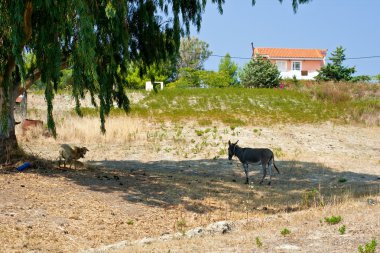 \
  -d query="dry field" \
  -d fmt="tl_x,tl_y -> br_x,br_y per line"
1,93 -> 379,252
